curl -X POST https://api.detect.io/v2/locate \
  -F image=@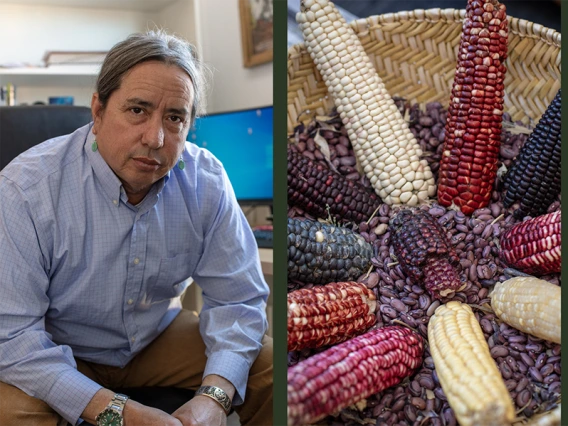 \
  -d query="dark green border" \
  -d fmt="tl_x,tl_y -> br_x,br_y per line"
562,1 -> 566,423
273,1 -> 287,425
